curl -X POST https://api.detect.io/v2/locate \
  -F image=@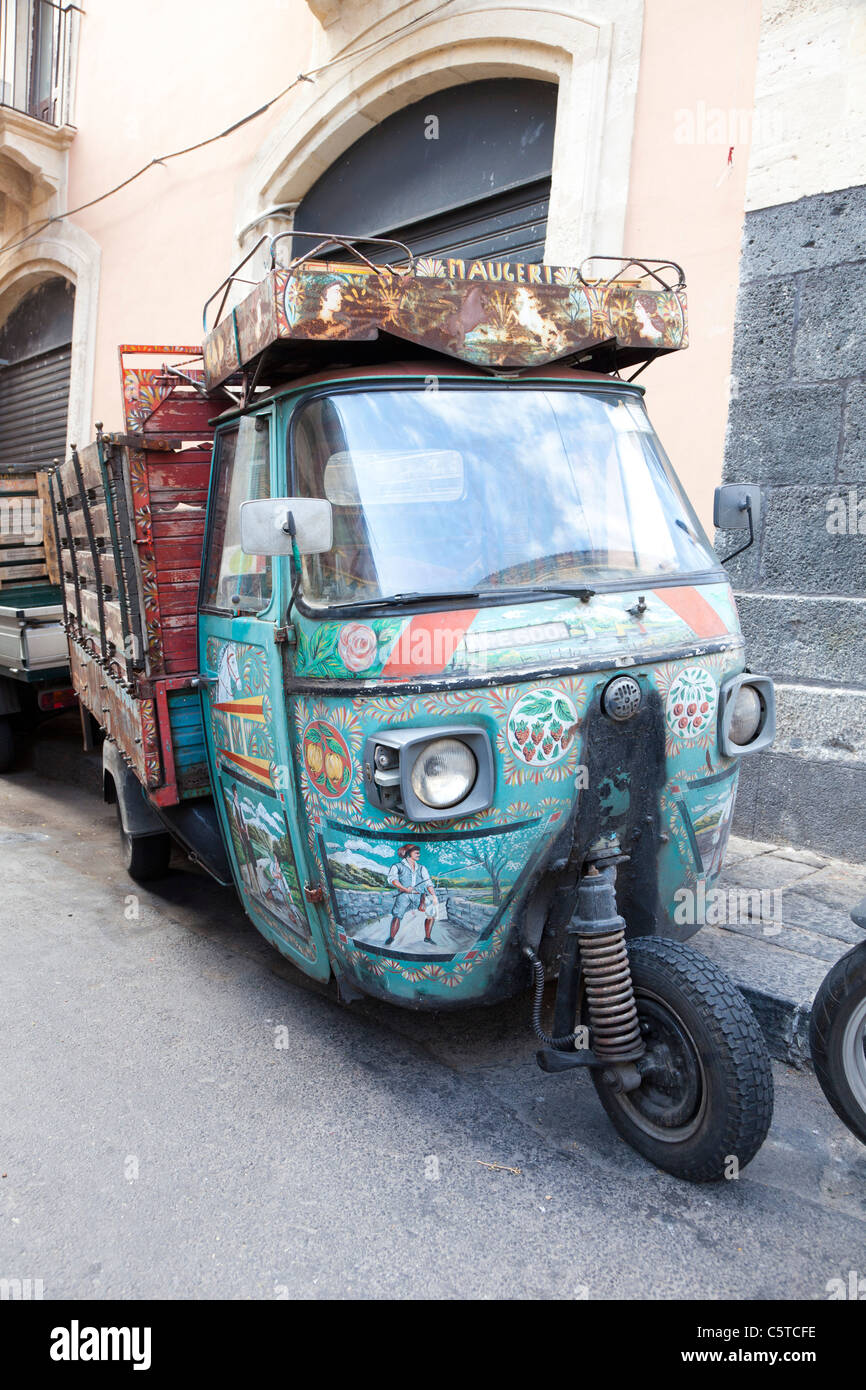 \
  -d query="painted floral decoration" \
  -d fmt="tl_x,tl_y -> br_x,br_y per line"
337,623 -> 378,672
664,665 -> 717,741
506,688 -> 578,766
303,719 -> 352,799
